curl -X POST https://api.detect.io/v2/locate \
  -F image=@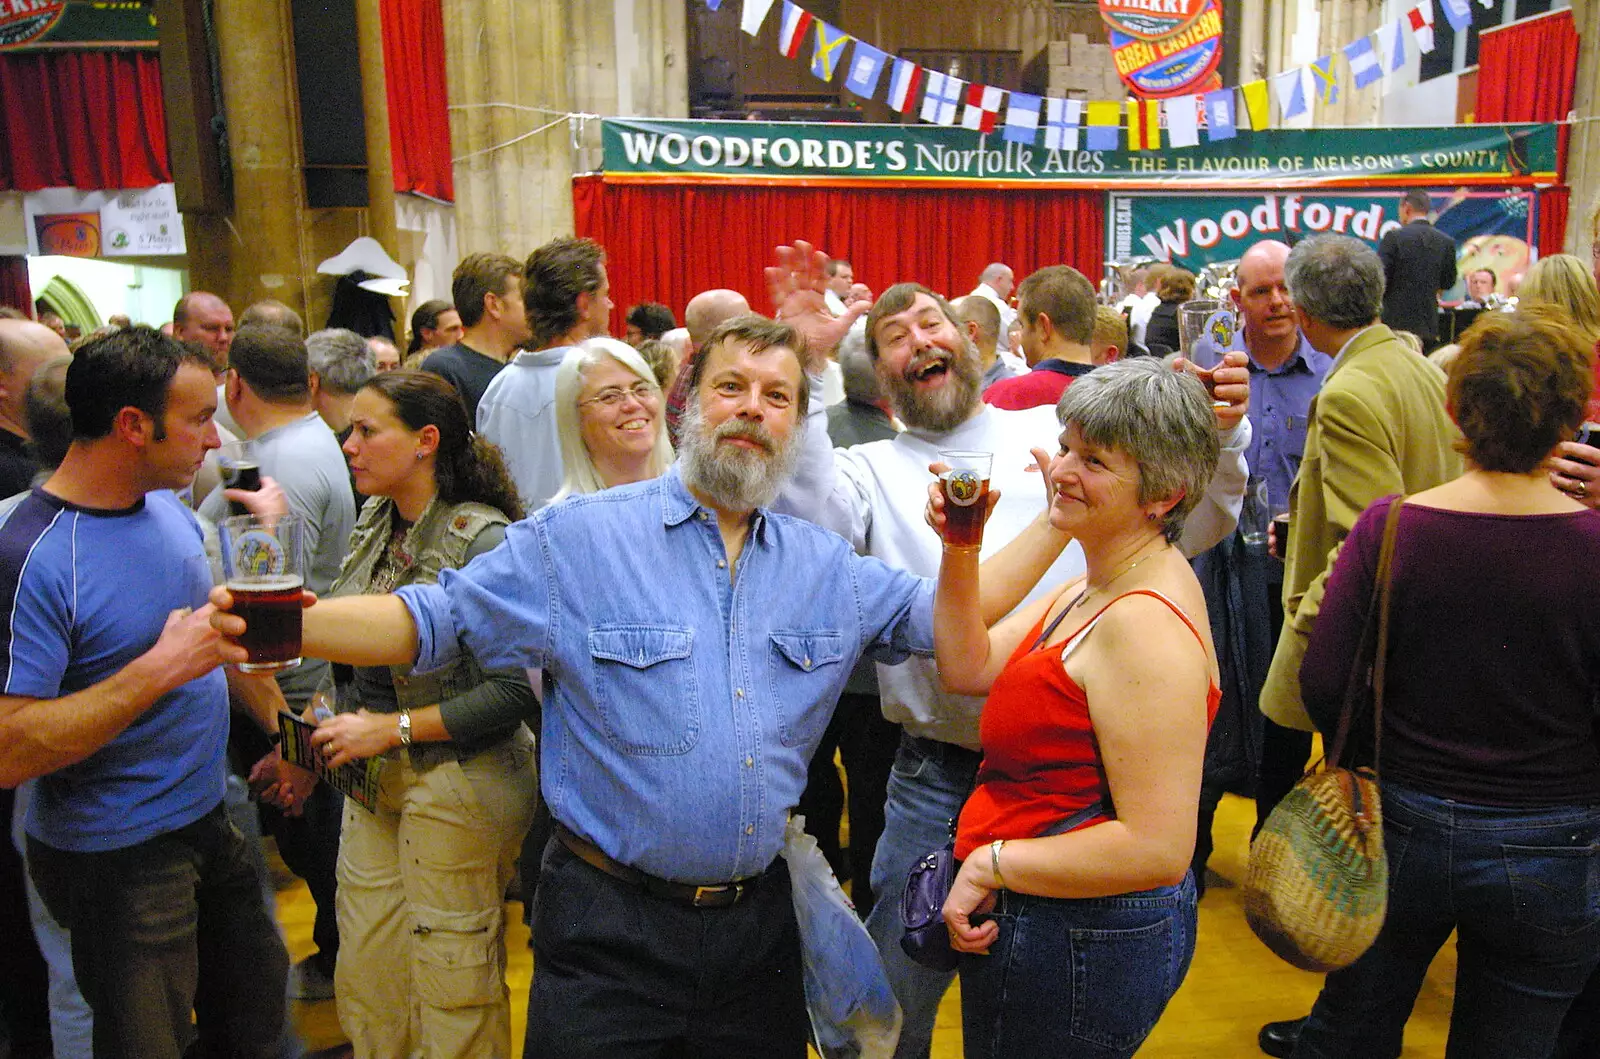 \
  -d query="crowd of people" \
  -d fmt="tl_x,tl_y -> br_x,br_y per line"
0,193 -> 1597,1059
